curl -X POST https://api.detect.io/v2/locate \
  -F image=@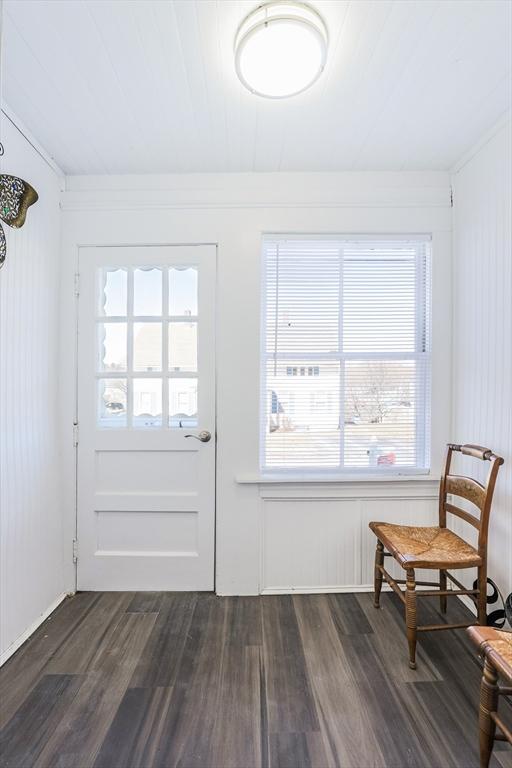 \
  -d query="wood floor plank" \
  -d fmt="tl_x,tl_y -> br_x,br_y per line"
207,599 -> 266,768
0,592 -> 100,728
93,687 -> 173,768
126,592 -> 163,613
355,593 -> 442,683
407,680 -> 482,768
340,632 -> 438,768
151,594 -> 230,768
400,595 -> 484,705
208,643 -> 265,768
305,732 -> 335,768
45,592 -> 134,675
494,741 -> 512,768
223,595 -> 263,647
0,675 -> 83,768
293,594 -> 387,768
262,596 -> 320,737
34,612 -> 157,768
327,593 -> 374,637
269,733 -> 312,768
152,596 -> 266,768
128,592 -> 197,689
